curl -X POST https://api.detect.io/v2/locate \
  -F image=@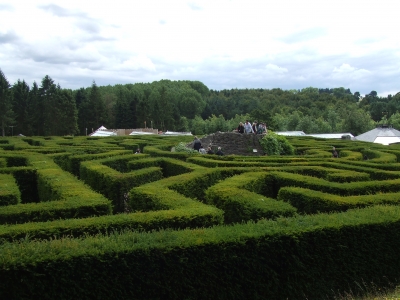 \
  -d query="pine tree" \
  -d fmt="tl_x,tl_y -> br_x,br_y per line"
39,75 -> 58,136
86,81 -> 106,132
57,89 -> 78,135
0,69 -> 14,136
12,79 -> 30,135
27,82 -> 41,135
75,88 -> 89,135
